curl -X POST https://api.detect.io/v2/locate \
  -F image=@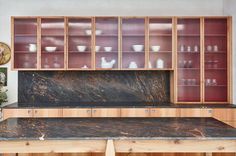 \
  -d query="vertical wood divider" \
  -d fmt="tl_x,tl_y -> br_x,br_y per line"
118,17 -> 121,69
11,17 -> 15,70
227,16 -> 233,103
174,17 -> 178,103
65,17 -> 68,70
145,17 -> 149,70
105,140 -> 115,156
120,17 -> 123,69
92,17 -> 96,70
38,17 -> 42,70
201,17 -> 205,103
